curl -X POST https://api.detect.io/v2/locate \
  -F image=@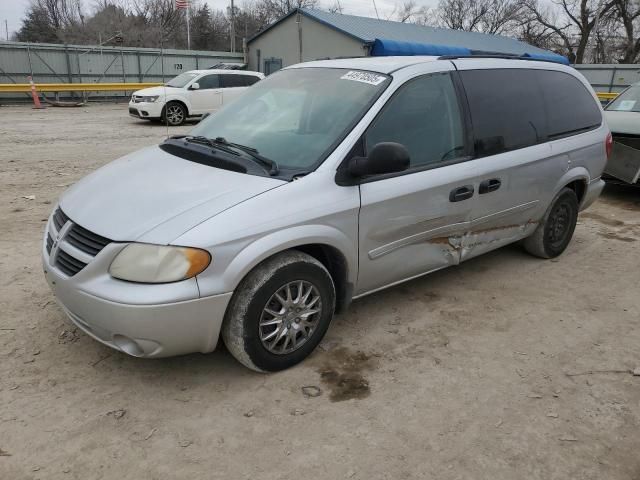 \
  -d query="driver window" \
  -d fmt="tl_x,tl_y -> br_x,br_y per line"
197,75 -> 220,90
365,73 -> 465,168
